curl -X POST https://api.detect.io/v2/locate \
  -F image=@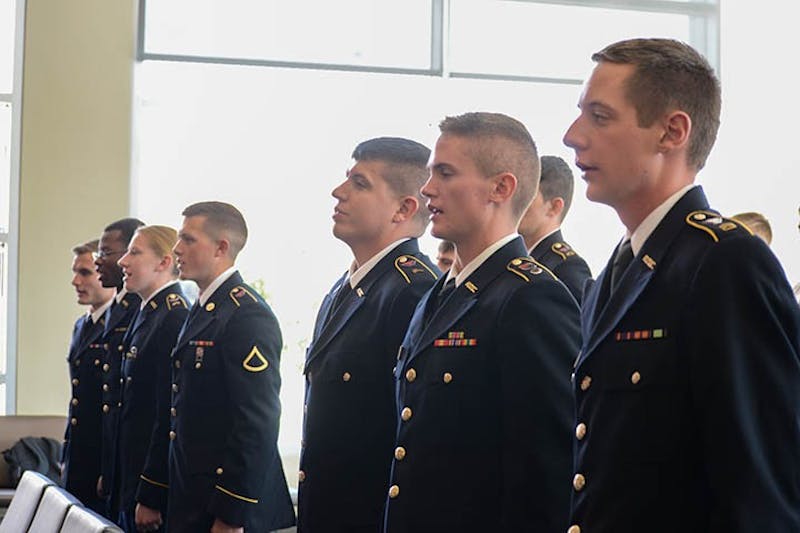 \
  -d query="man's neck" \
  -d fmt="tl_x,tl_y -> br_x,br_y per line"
455,226 -> 515,268
522,224 -> 559,252
197,263 -> 235,292
350,235 -> 410,268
